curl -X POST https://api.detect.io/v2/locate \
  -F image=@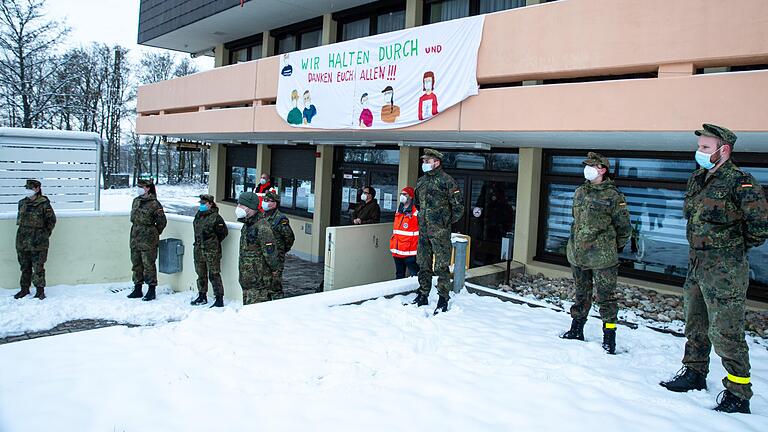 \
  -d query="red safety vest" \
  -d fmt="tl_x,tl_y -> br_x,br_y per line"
390,205 -> 419,258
